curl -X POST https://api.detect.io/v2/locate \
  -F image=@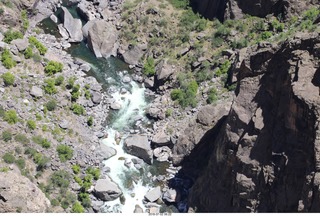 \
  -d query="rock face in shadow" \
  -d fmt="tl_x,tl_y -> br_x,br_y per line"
190,0 -> 317,21
186,32 -> 320,212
